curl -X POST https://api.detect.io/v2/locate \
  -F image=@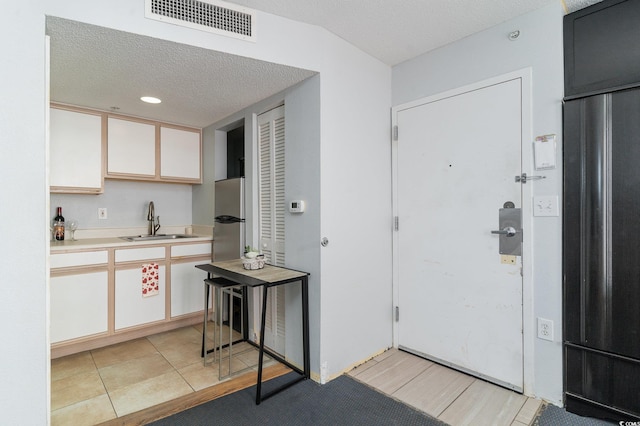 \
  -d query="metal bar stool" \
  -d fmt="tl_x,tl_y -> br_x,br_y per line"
202,277 -> 250,380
